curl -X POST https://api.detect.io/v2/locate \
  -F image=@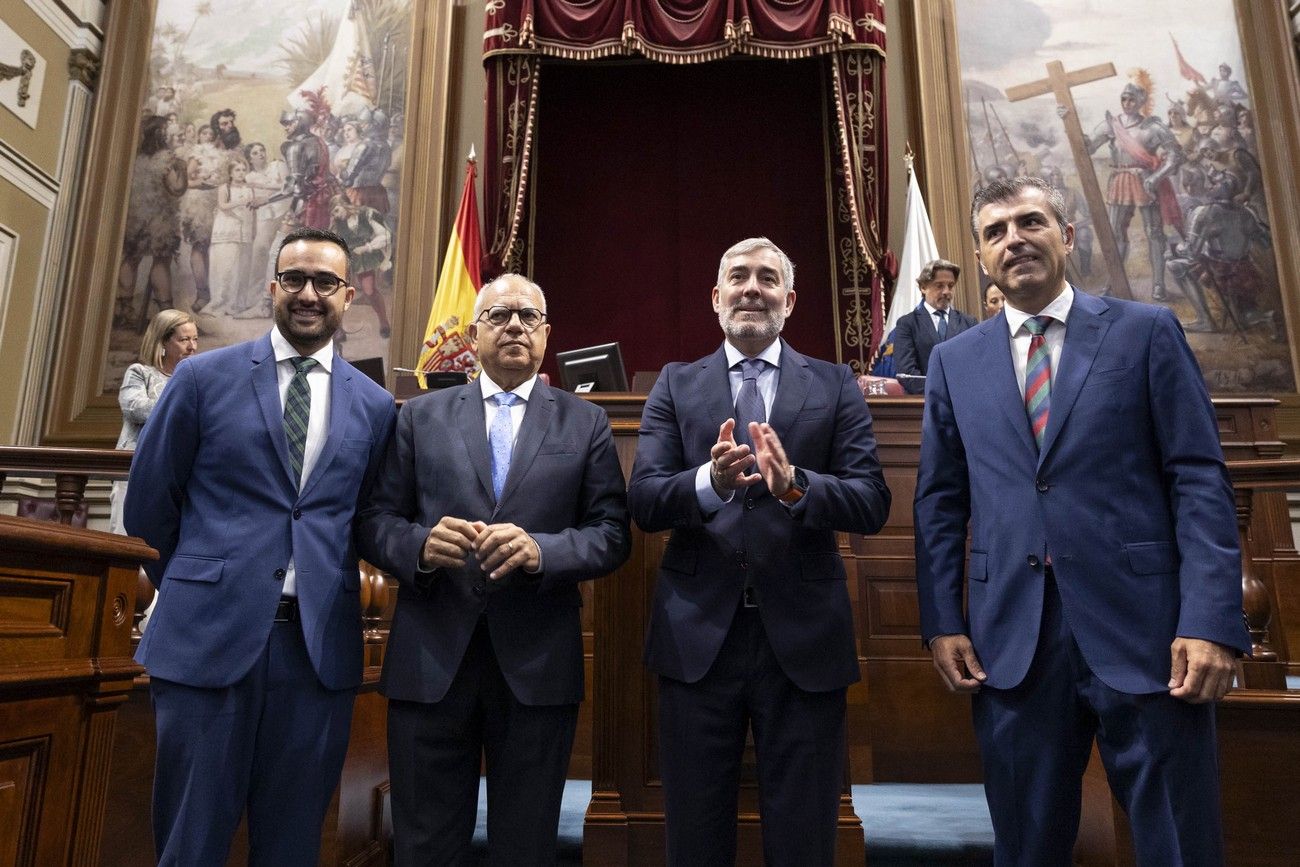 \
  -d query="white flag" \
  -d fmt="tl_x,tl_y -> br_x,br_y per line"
288,3 -> 377,118
883,160 -> 940,335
